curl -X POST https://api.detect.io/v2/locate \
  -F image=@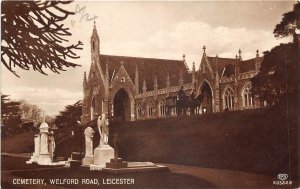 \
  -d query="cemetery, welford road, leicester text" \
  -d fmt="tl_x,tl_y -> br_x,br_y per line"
13,178 -> 135,185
